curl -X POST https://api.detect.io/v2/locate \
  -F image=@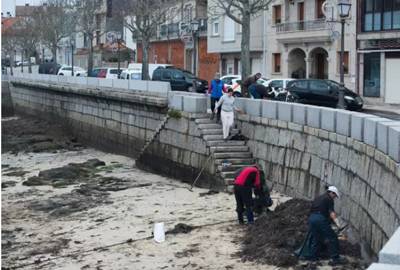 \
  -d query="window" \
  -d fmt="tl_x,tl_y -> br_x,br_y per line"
337,51 -> 349,74
273,53 -> 281,73
96,30 -> 100,45
162,70 -> 172,79
173,71 -> 184,80
290,80 -> 308,89
213,20 -> 219,35
363,0 -> 400,31
222,77 -> 234,85
310,81 -> 330,91
131,73 -> 141,80
363,53 -> 381,97
274,5 -> 282,24
153,70 -> 162,80
269,80 -> 283,89
224,15 -> 235,41
110,69 -> 119,74
237,13 -> 242,33
316,0 -> 325,19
